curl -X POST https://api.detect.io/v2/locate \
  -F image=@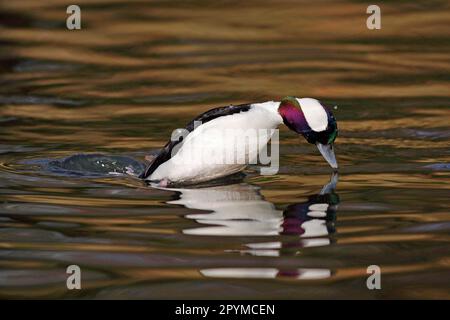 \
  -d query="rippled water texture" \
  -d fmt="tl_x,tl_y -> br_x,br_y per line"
0,0 -> 449,299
